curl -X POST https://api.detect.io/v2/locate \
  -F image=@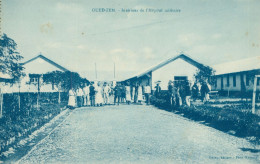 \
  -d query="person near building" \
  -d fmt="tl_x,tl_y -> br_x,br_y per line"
103,82 -> 111,105
191,82 -> 199,101
76,86 -> 84,107
168,80 -> 177,108
83,83 -> 90,106
89,82 -> 96,106
144,83 -> 151,105
154,82 -> 161,98
95,82 -> 103,106
114,83 -> 121,105
137,83 -> 143,104
120,84 -> 126,103
125,82 -> 131,104
200,81 -> 210,103
179,81 -> 186,106
68,88 -> 76,109
184,80 -> 192,107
